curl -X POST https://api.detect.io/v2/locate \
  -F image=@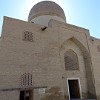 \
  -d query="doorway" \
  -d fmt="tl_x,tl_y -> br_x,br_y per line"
67,79 -> 81,99
20,90 -> 33,100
